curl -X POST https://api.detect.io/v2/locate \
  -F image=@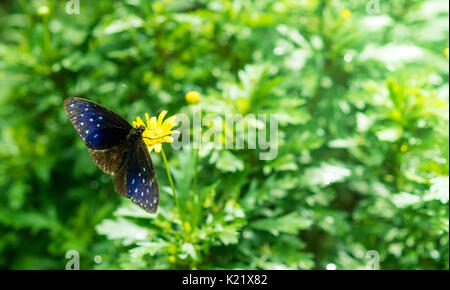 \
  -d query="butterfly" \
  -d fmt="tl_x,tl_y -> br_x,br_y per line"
64,97 -> 159,213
